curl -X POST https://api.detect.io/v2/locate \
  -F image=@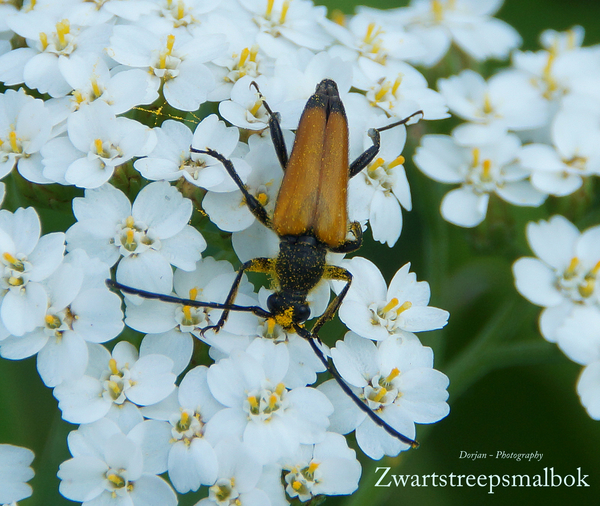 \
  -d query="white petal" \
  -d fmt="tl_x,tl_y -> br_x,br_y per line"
440,187 -> 488,228
512,257 -> 563,307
